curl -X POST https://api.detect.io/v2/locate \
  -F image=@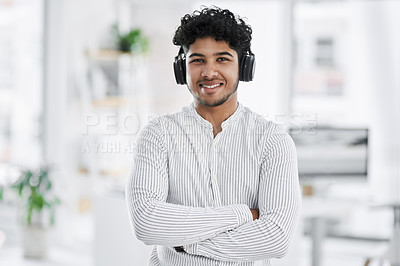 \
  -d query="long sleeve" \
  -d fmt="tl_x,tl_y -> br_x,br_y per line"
184,131 -> 302,262
125,118 -> 253,247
